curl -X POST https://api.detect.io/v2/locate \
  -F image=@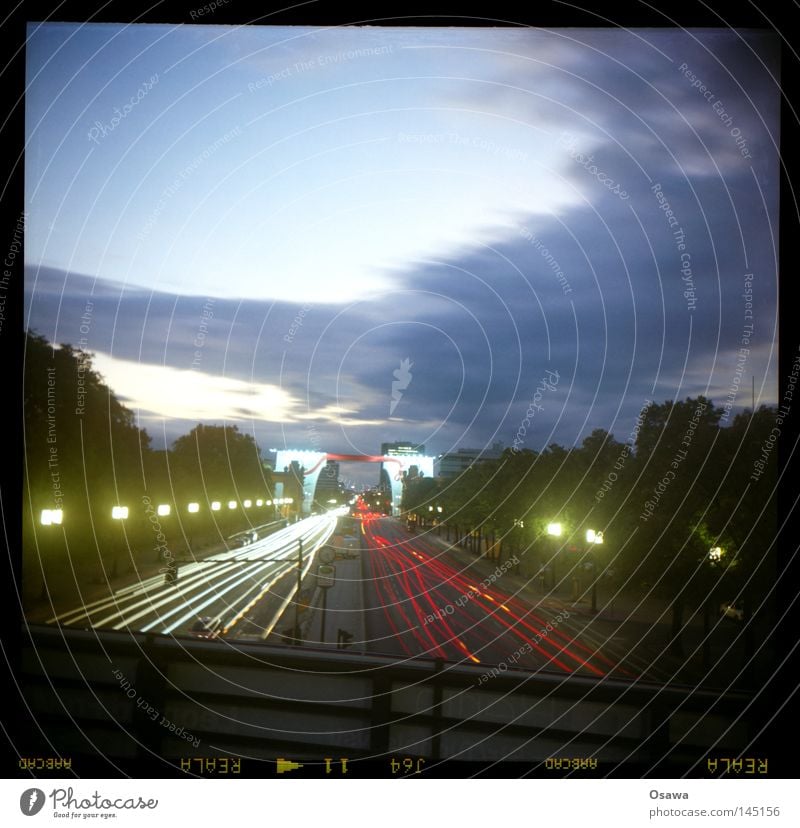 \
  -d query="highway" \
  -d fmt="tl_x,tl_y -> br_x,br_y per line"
362,515 -> 648,679
47,509 -> 671,681
48,514 -> 337,639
